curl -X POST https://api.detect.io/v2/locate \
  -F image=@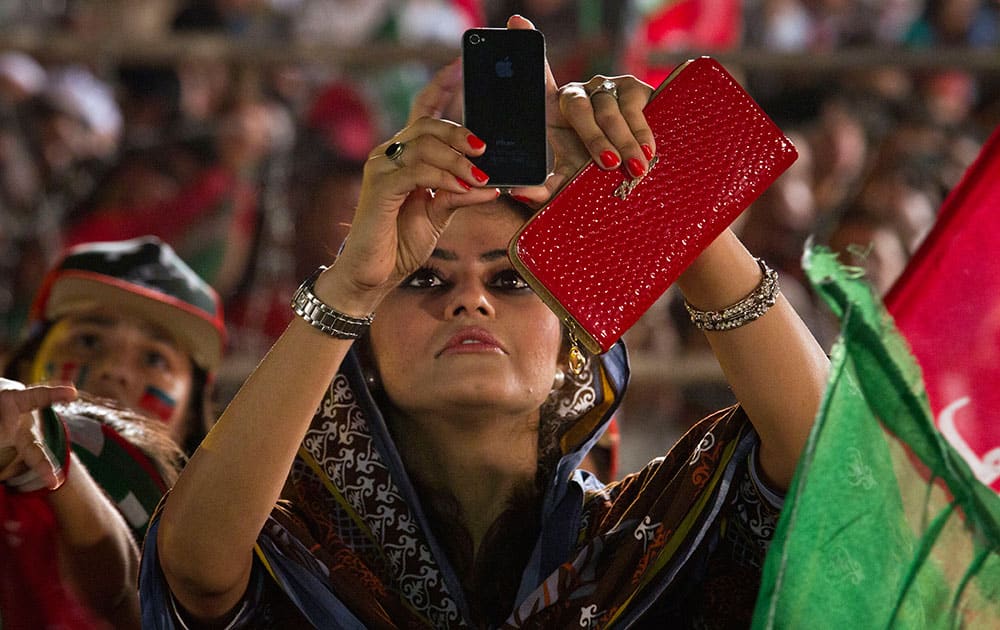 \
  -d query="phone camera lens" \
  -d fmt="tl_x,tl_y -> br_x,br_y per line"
469,33 -> 483,45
